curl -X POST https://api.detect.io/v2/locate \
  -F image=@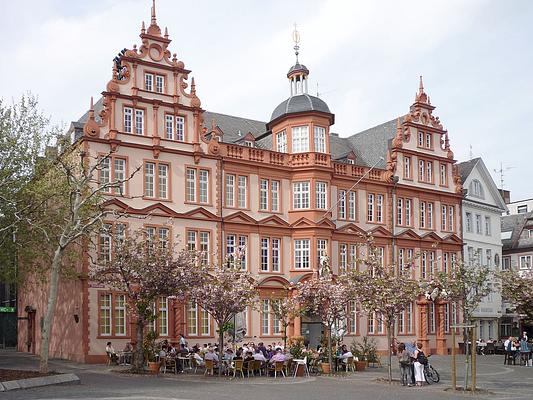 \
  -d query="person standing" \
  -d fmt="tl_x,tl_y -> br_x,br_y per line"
405,340 -> 417,385
413,343 -> 426,387
397,343 -> 412,386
